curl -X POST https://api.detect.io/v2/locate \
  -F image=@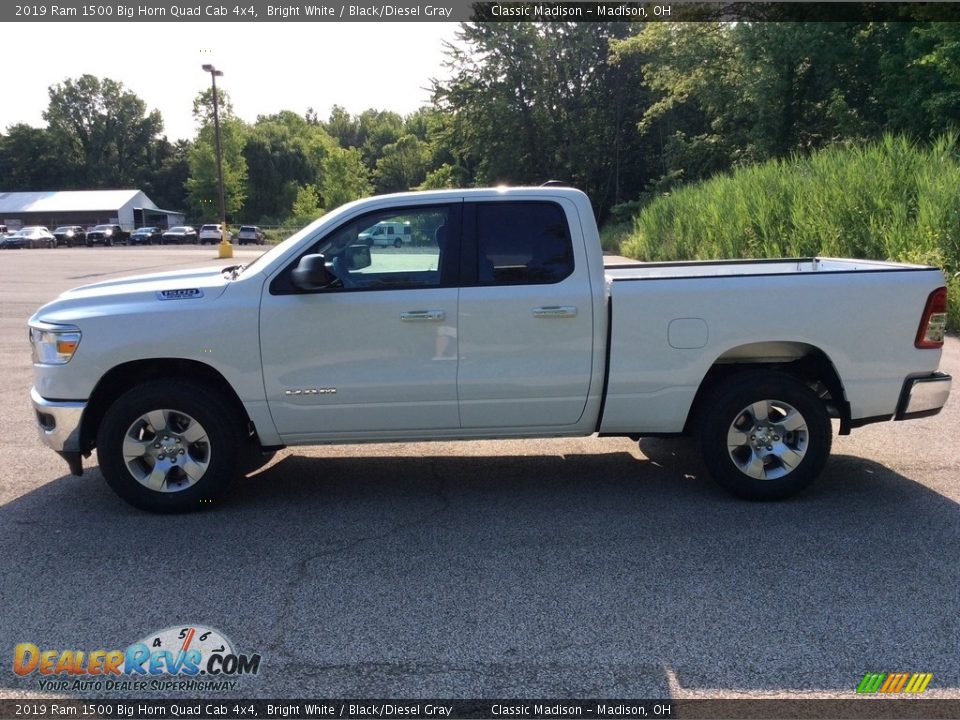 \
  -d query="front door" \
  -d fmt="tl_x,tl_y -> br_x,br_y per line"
260,204 -> 461,439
